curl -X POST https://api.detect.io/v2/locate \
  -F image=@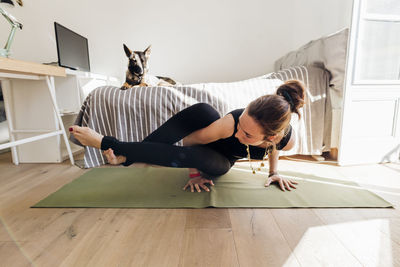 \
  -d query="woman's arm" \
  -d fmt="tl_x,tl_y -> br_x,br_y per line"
267,128 -> 296,174
265,130 -> 298,191
182,114 -> 234,146
183,113 -> 233,177
268,148 -> 279,175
